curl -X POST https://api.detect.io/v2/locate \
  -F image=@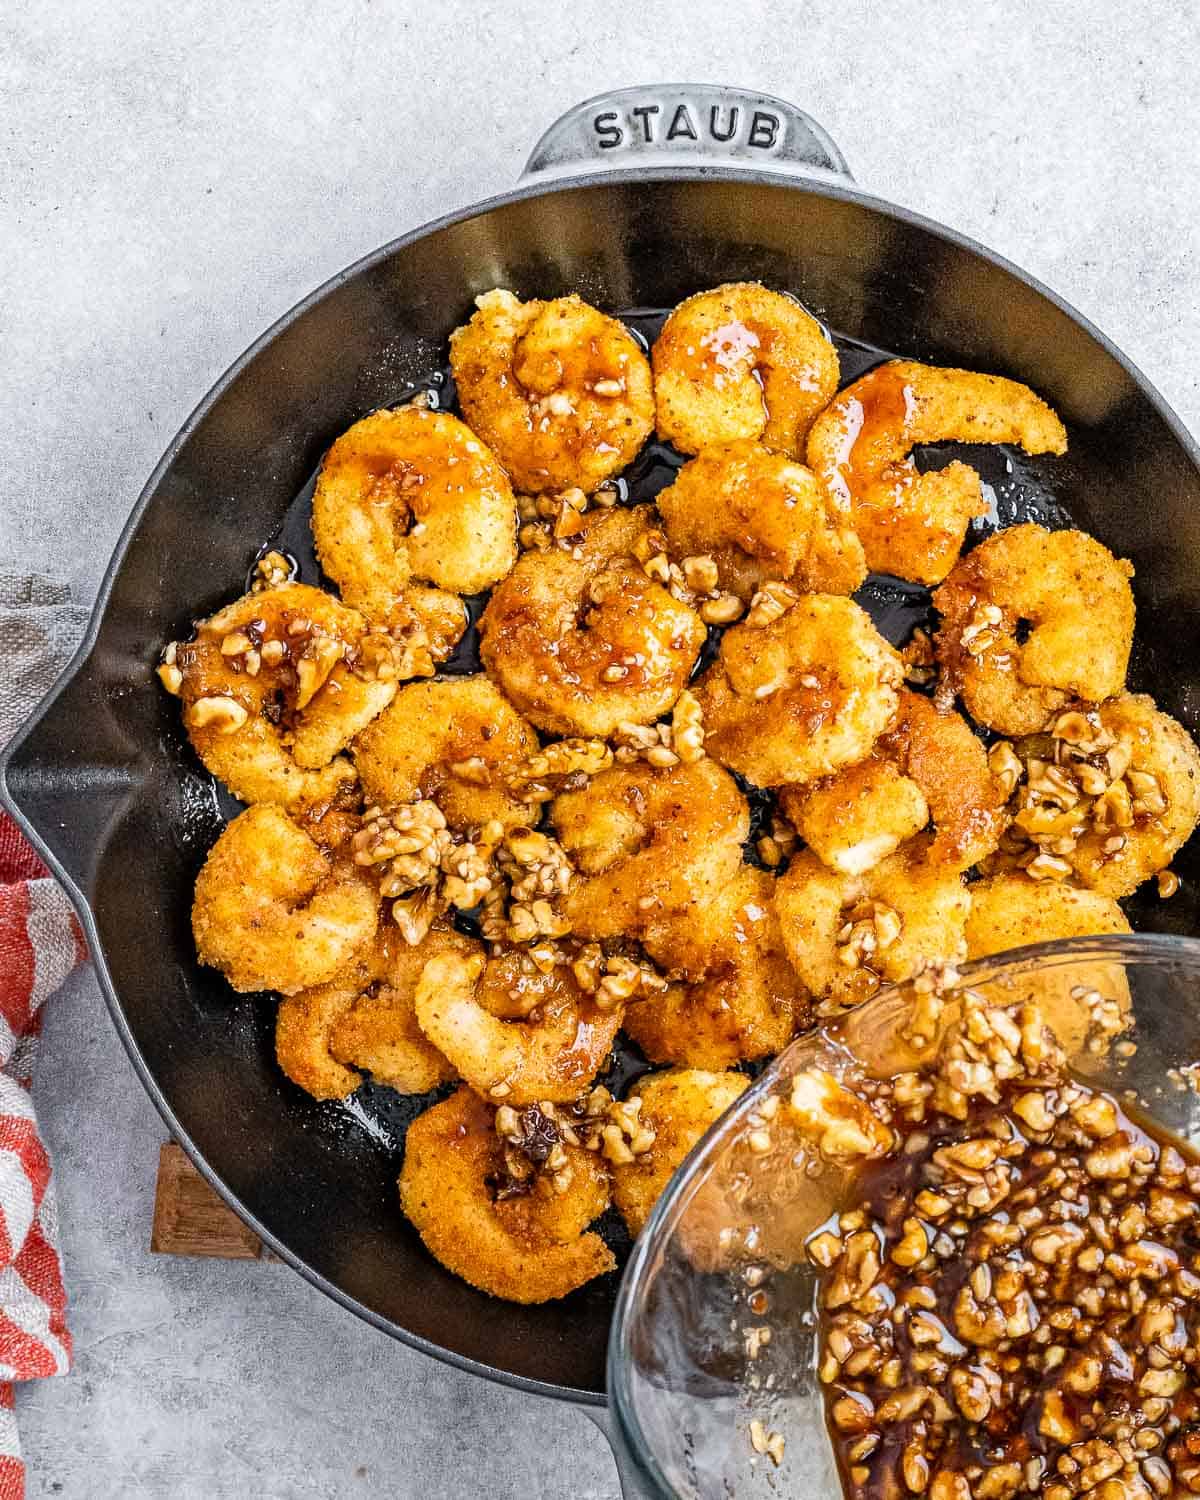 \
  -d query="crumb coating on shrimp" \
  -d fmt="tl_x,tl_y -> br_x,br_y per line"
695,594 -> 903,788
192,804 -> 379,995
774,839 -> 969,1012
610,1069 -> 748,1236
655,440 -> 866,600
275,922 -> 476,1100
553,759 -> 750,942
652,283 -> 839,458
934,524 -> 1134,736
450,289 -> 653,494
171,583 -> 397,810
352,675 -> 538,833
626,868 -> 806,1069
312,406 -> 518,623
398,1086 -> 614,1302
479,505 -> 706,737
414,950 -> 623,1106
807,361 -> 1068,584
